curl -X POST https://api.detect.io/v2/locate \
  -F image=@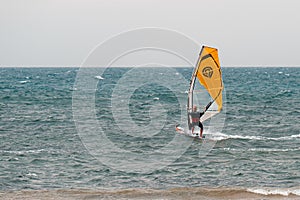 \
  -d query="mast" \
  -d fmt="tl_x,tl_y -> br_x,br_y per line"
187,46 -> 204,113
187,47 -> 204,130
